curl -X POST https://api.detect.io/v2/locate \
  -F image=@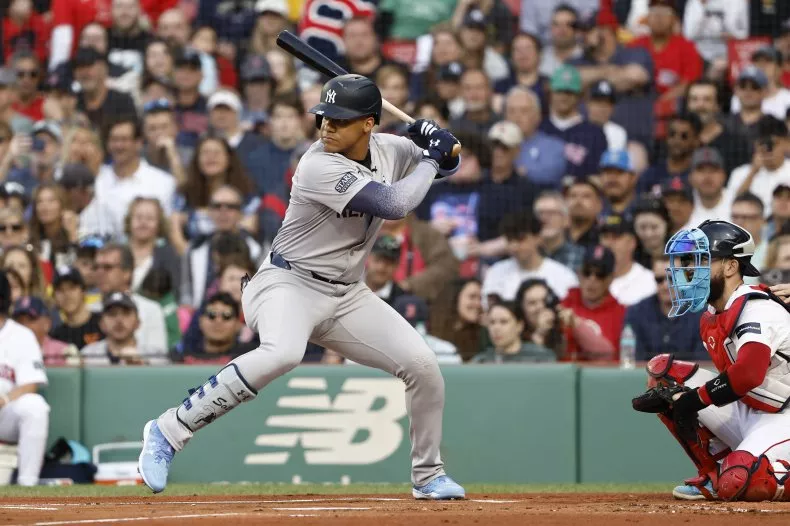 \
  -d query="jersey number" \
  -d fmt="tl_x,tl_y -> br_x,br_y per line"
337,209 -> 364,219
